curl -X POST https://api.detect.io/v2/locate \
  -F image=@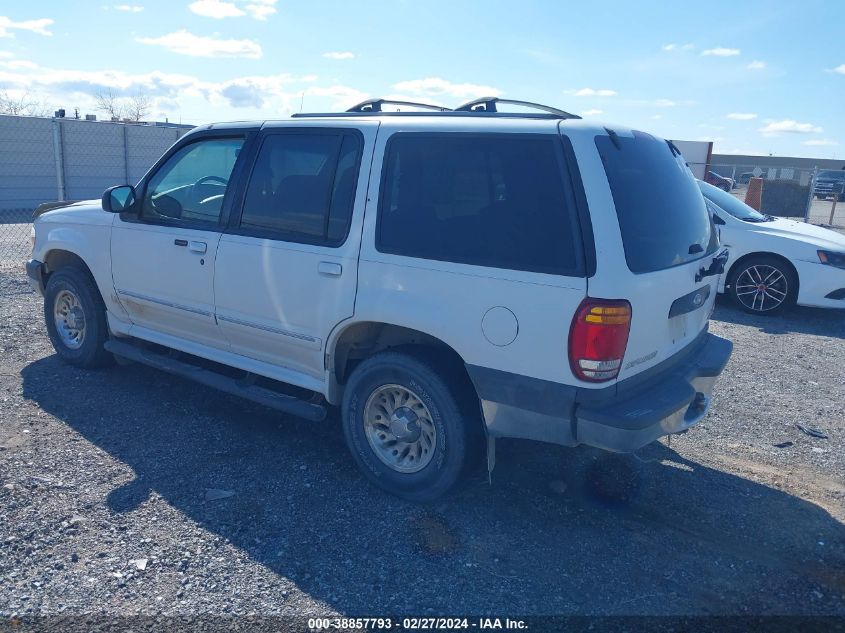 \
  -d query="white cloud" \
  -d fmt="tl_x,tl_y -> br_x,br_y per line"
726,112 -> 757,120
570,87 -> 617,97
759,119 -> 822,135
114,5 -> 144,11
243,1 -> 277,20
189,0 -> 245,18
0,51 -> 13,58
323,51 -> 354,60
582,109 -> 603,116
830,64 -> 845,74
701,47 -> 740,57
802,139 -> 839,146
136,30 -> 261,58
654,99 -> 675,107
393,77 -> 502,99
189,0 -> 277,20
747,60 -> 765,70
0,16 -> 54,38
0,61 -> 365,115
650,114 -> 662,120
0,59 -> 38,69
662,43 -> 694,51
